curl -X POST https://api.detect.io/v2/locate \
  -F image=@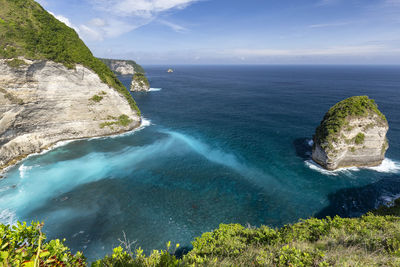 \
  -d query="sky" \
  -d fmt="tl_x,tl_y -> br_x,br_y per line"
36,0 -> 400,64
